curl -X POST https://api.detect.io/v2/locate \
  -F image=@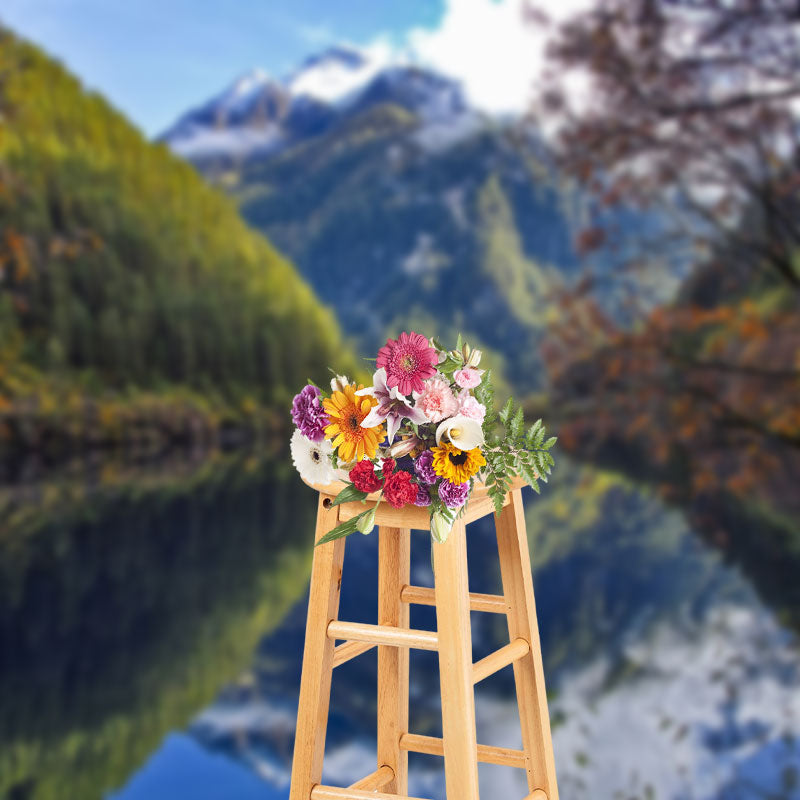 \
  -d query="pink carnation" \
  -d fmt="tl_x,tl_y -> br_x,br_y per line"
457,391 -> 486,424
416,377 -> 458,423
376,331 -> 438,396
453,367 -> 484,389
